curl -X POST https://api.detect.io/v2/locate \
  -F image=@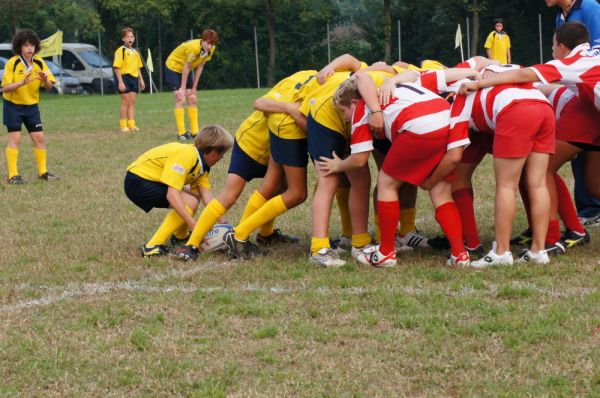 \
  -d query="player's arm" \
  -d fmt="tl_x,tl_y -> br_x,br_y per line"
191,63 -> 205,91
507,47 -> 511,64
176,61 -> 192,101
355,72 -> 384,136
317,53 -> 362,84
379,70 -> 420,105
137,52 -> 145,91
459,67 -> 539,95
420,147 -> 464,190
363,61 -> 396,74
443,68 -> 481,82
317,151 -> 371,175
114,67 -> 125,92
254,98 -> 307,130
166,186 -> 197,229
